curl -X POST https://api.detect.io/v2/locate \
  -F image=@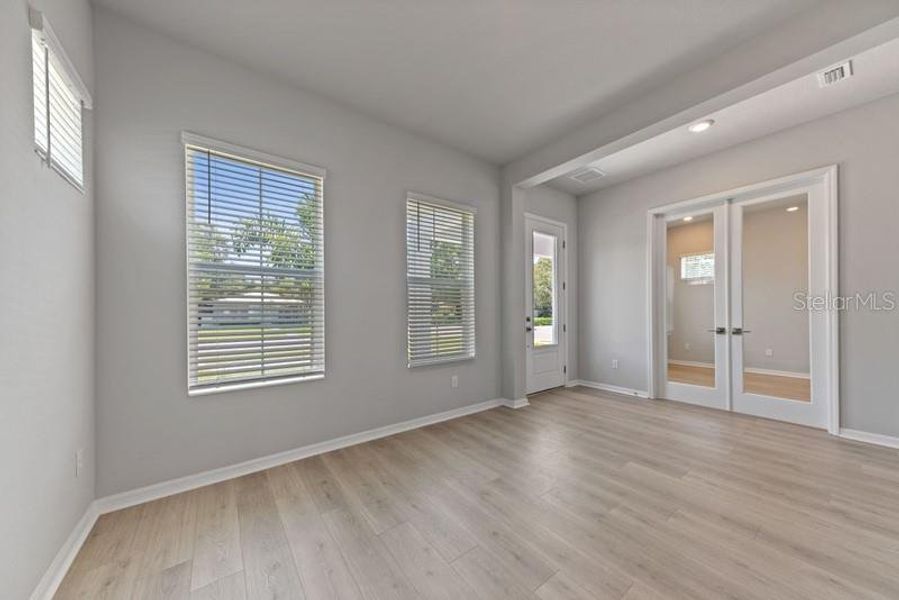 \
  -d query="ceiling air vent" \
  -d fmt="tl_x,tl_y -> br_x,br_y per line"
569,166 -> 606,184
817,60 -> 853,87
